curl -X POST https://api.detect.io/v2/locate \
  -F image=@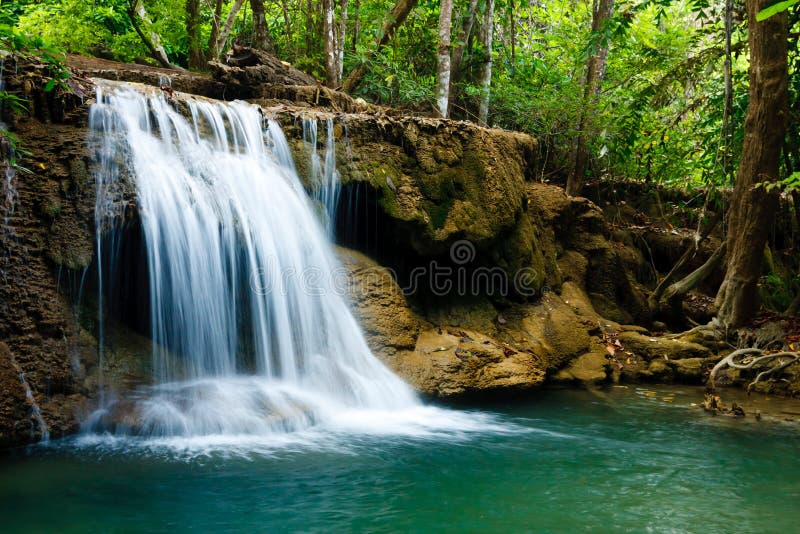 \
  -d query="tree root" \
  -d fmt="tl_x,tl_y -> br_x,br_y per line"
709,347 -> 800,392
665,318 -> 725,340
